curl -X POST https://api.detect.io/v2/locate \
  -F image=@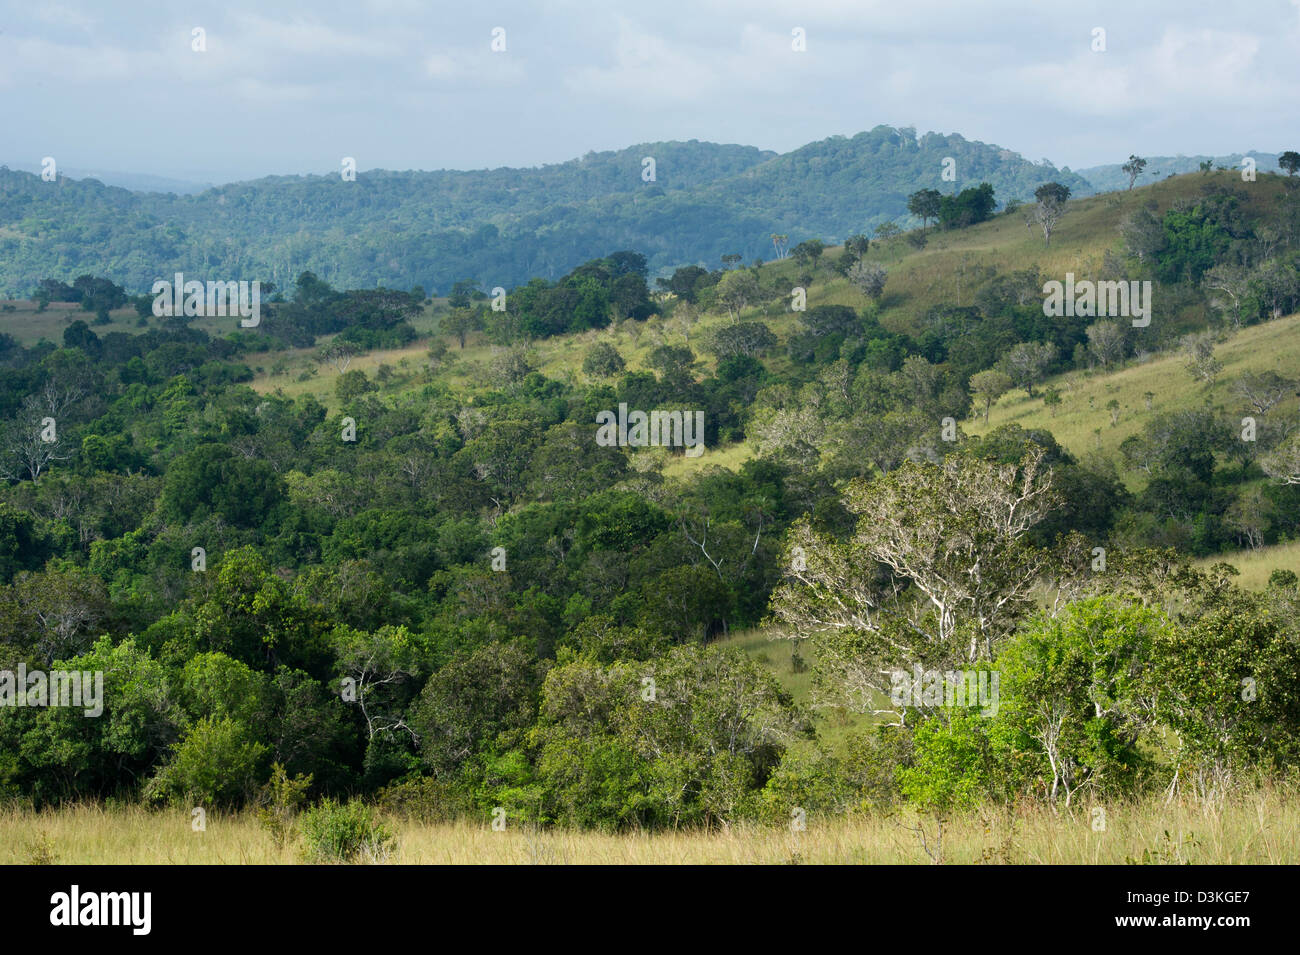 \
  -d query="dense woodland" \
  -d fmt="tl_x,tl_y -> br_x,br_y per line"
0,127 -> 1092,297
2,165 -> 1300,832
